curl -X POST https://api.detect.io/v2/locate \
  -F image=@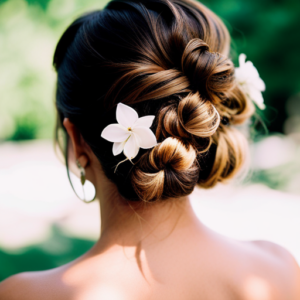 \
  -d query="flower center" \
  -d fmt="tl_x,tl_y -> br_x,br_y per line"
127,127 -> 132,131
